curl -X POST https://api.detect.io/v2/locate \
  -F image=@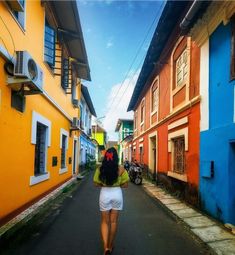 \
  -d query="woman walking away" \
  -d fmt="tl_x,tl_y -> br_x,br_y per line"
93,147 -> 129,255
